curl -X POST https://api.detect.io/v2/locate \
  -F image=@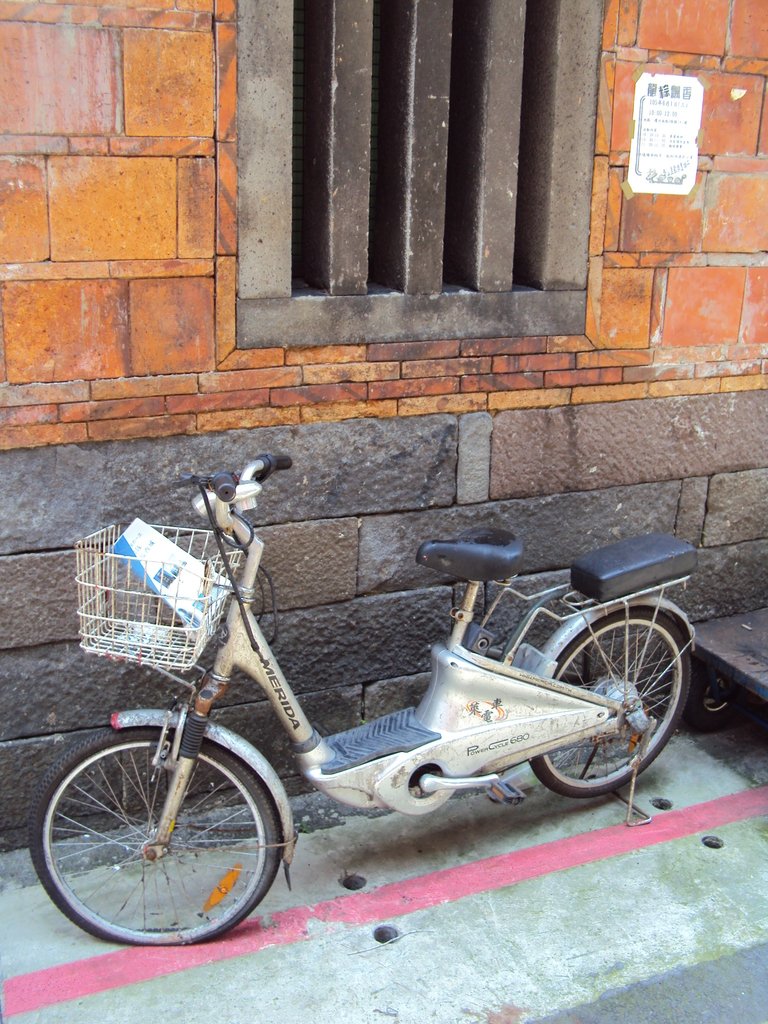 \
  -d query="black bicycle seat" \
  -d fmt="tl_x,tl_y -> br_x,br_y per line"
416,528 -> 523,582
